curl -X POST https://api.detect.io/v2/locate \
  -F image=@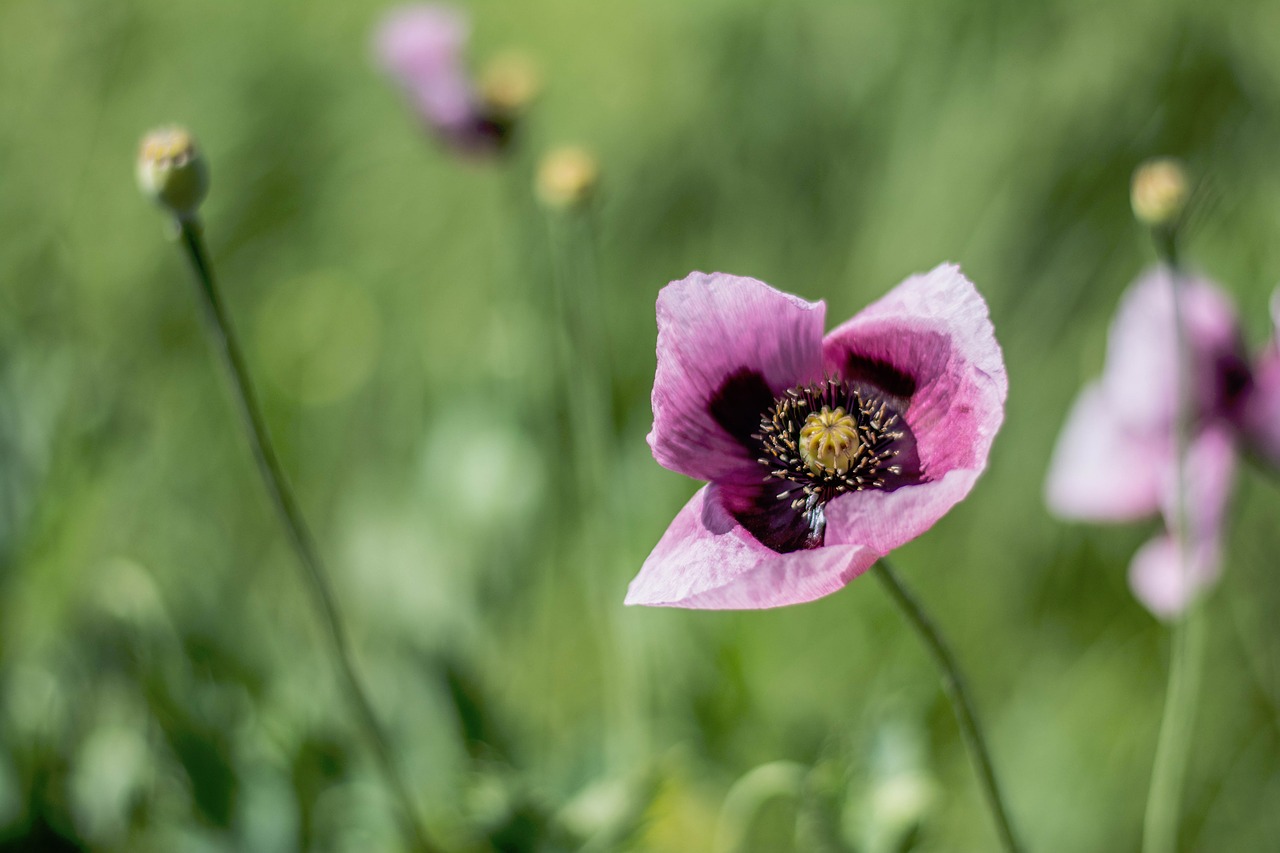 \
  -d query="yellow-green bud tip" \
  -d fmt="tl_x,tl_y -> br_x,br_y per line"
536,145 -> 599,210
798,407 -> 861,475
137,126 -> 209,219
1131,157 -> 1188,229
479,51 -> 541,117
